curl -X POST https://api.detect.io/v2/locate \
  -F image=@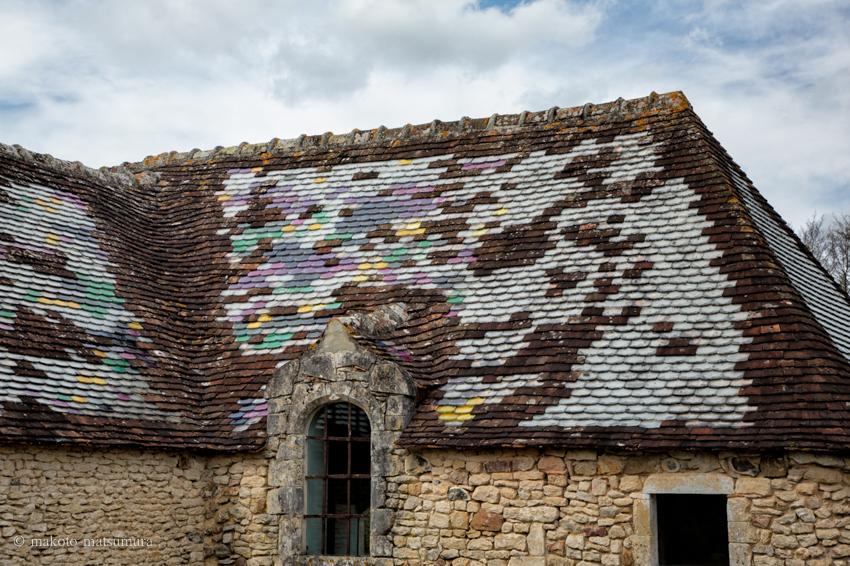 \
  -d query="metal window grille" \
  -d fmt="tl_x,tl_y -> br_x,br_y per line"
305,402 -> 371,556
